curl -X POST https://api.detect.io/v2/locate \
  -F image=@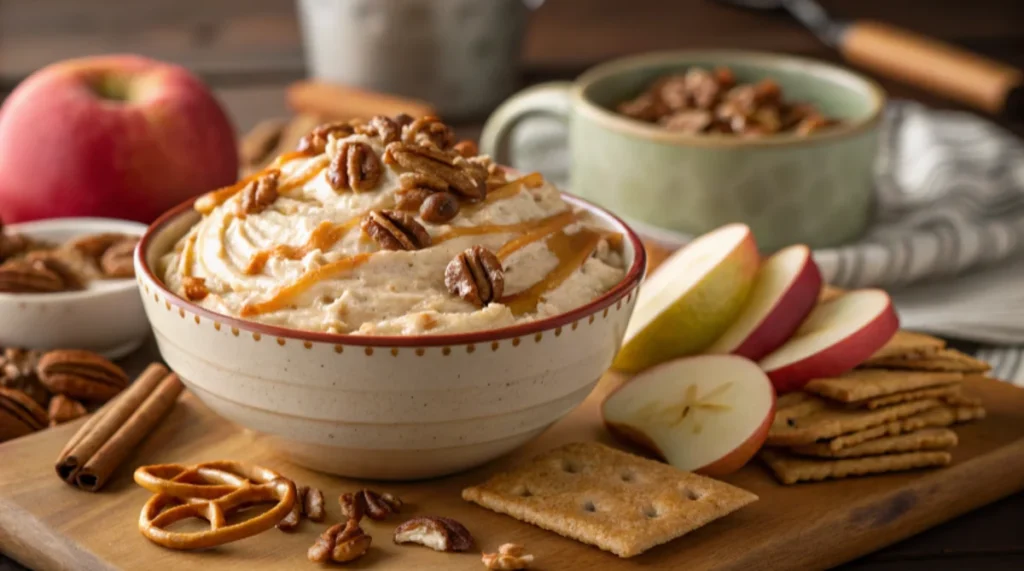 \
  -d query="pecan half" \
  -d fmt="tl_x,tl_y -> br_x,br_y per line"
308,519 -> 372,564
393,516 -> 474,553
402,116 -> 456,150
419,192 -> 460,224
327,141 -> 382,192
362,210 -> 431,251
445,246 -> 504,307
399,171 -> 449,193
297,122 -> 357,155
395,187 -> 434,211
0,259 -> 67,293
67,233 -> 128,260
357,115 -> 403,145
99,238 -> 138,278
47,394 -> 86,427
23,250 -> 89,290
37,349 -> 129,402
277,484 -> 307,531
0,388 -> 45,442
182,276 -> 210,302
237,171 -> 280,216
384,142 -> 486,200
482,543 -> 535,570
340,489 -> 403,522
